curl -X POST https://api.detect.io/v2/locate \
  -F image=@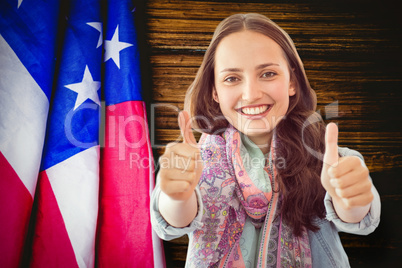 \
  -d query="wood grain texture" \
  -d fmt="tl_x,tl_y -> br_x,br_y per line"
140,0 -> 402,267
